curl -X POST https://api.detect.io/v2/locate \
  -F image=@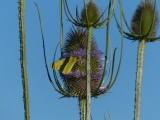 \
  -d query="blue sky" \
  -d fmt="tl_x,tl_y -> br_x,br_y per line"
0,0 -> 160,120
